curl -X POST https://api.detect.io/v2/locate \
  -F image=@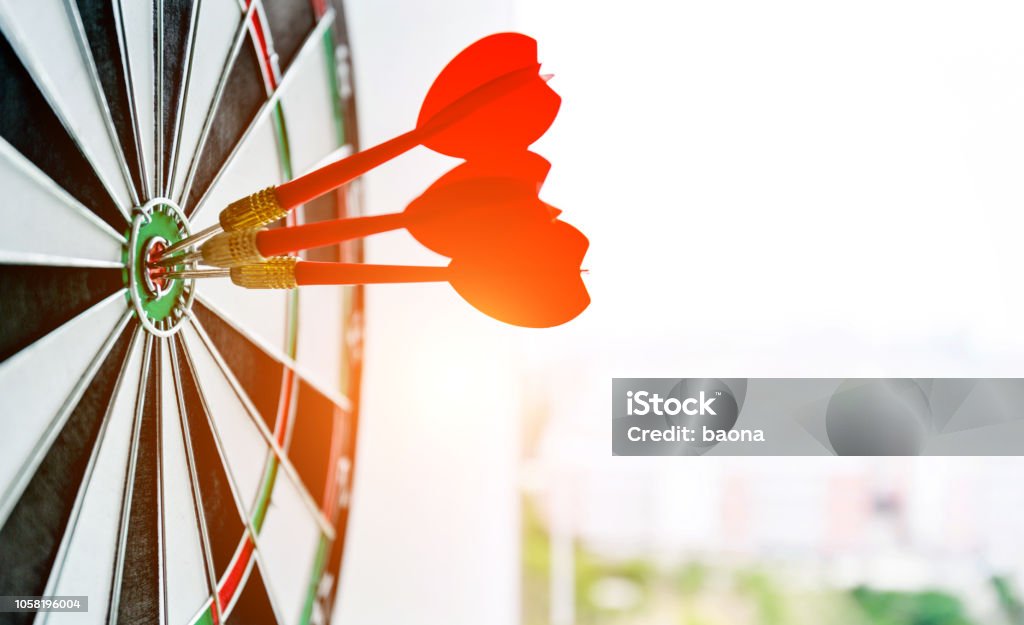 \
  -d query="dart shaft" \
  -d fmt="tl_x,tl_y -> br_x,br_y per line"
296,261 -> 449,286
212,131 -> 419,236
275,130 -> 421,210
159,223 -> 221,257
228,258 -> 450,289
257,212 -> 406,257
272,67 -> 542,212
